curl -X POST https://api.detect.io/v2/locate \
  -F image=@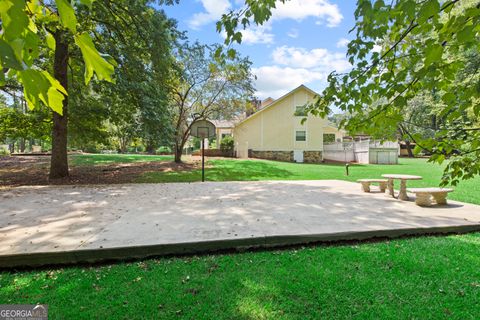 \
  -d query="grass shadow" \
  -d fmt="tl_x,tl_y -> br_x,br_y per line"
70,154 -> 173,166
